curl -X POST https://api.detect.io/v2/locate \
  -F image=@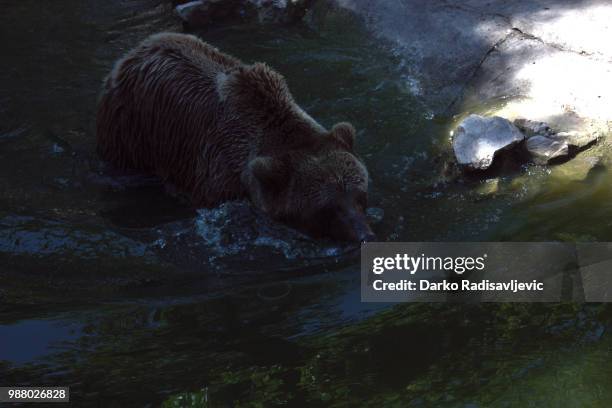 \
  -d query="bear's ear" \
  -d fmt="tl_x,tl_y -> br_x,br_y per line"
331,122 -> 356,150
249,156 -> 288,192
